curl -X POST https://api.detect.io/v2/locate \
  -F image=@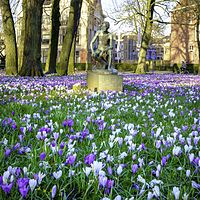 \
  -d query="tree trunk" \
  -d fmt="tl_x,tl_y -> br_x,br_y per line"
68,37 -> 75,75
196,14 -> 200,74
45,0 -> 61,74
136,0 -> 155,74
57,0 -> 83,75
18,0 -> 26,71
85,23 -> 89,72
0,0 -> 18,75
19,0 -> 45,76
